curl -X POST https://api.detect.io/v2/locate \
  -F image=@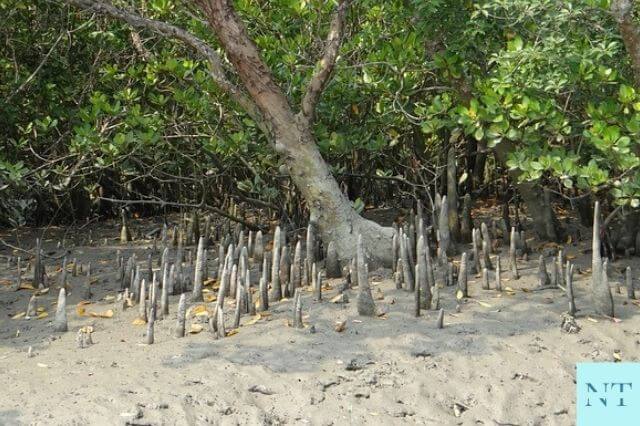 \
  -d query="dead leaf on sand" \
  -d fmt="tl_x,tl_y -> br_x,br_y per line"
37,311 -> 48,319
77,303 -> 113,318
89,309 -> 113,318
132,317 -> 146,325
189,323 -> 204,334
18,283 -> 35,290
226,329 -> 239,337
334,320 -> 346,332
244,315 -> 261,326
